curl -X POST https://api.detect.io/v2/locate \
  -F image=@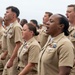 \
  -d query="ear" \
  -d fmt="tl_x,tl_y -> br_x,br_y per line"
59,24 -> 64,29
30,31 -> 34,35
13,12 -> 16,17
